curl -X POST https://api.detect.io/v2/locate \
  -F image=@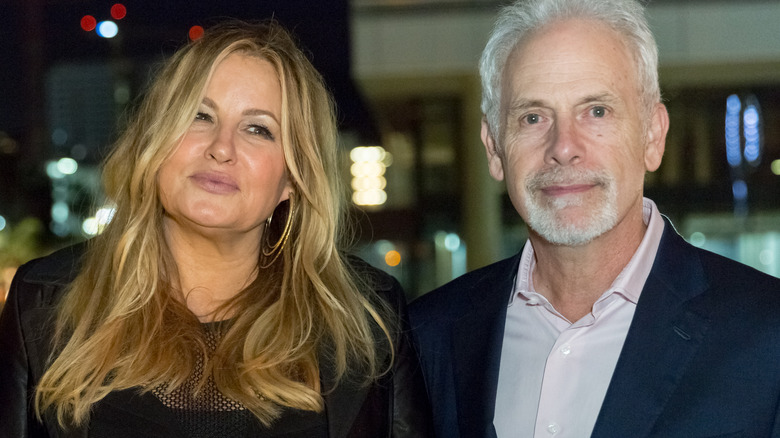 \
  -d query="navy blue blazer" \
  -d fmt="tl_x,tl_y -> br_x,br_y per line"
410,219 -> 780,437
